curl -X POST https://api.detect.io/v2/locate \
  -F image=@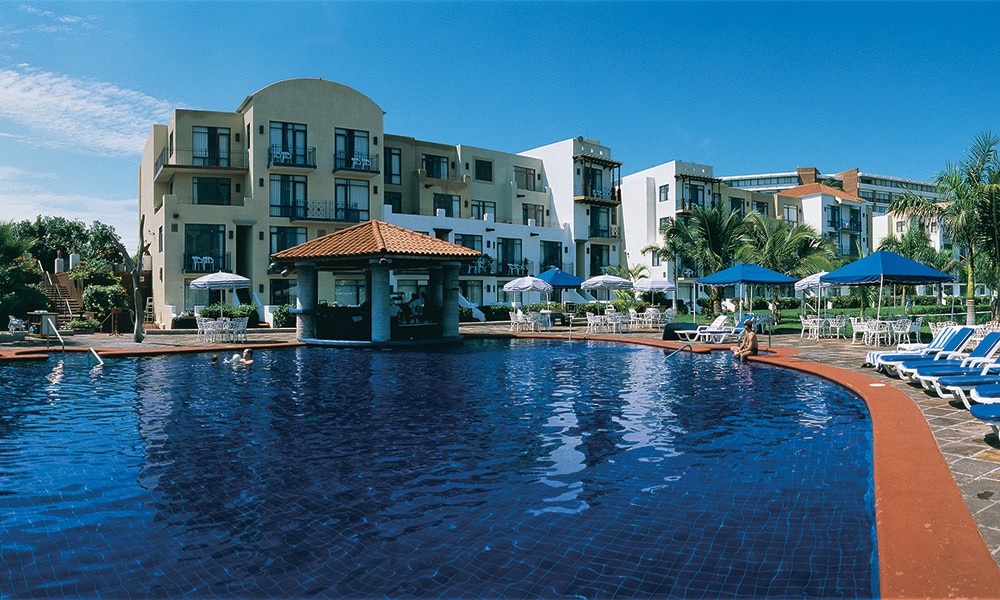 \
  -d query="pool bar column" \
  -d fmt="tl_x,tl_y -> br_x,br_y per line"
296,262 -> 318,340
370,260 -> 391,343
441,262 -> 460,339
